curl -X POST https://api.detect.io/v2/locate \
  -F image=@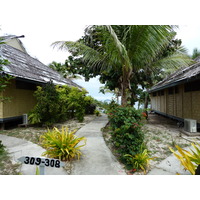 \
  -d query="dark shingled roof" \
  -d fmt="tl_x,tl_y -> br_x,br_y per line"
0,43 -> 82,89
149,58 -> 200,93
